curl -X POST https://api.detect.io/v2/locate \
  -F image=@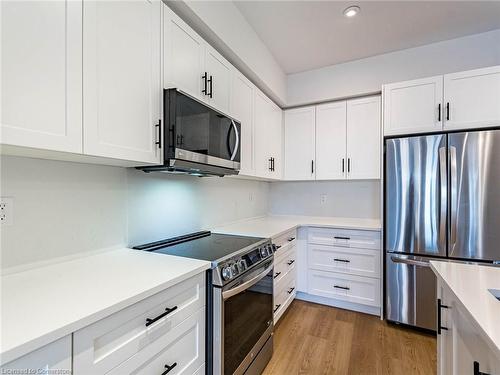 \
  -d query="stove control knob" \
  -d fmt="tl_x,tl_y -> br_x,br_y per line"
221,266 -> 232,281
267,245 -> 274,256
238,259 -> 247,272
260,247 -> 268,258
231,263 -> 239,276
